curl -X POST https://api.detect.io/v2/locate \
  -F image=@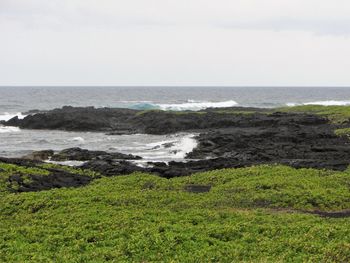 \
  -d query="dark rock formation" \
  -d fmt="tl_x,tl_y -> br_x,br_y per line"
0,157 -> 93,192
187,115 -> 350,171
81,158 -> 143,176
8,171 -> 92,193
3,106 -> 140,133
50,147 -> 141,161
1,106 -> 328,135
3,106 -> 350,179
0,157 -> 42,168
